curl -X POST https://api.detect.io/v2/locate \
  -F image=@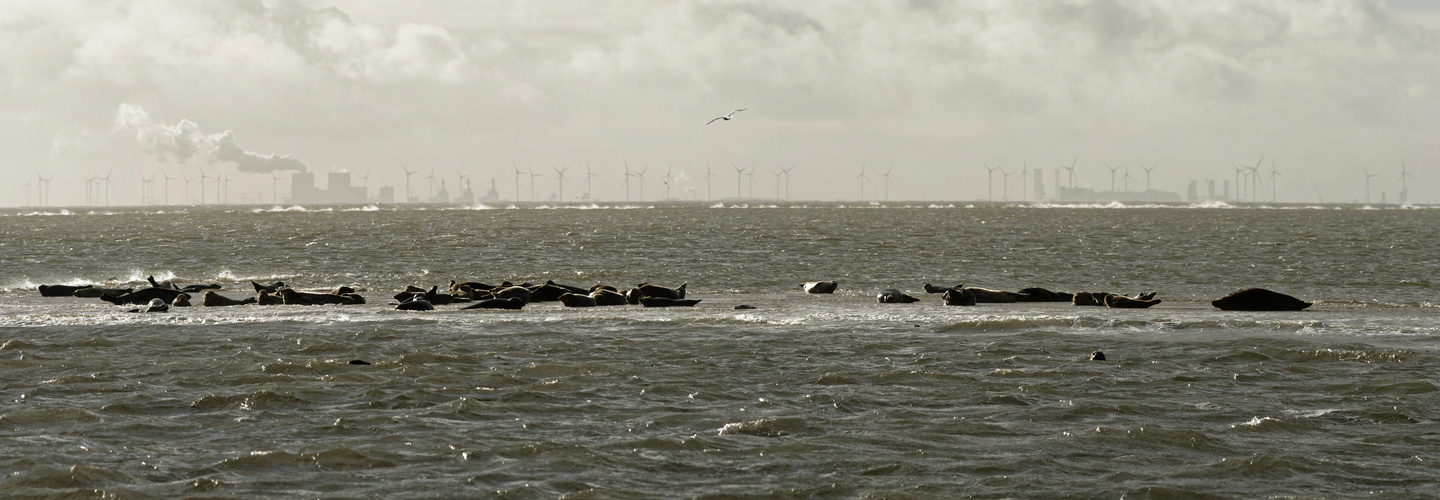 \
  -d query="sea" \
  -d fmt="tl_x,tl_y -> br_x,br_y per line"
2,201 -> 1438,499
